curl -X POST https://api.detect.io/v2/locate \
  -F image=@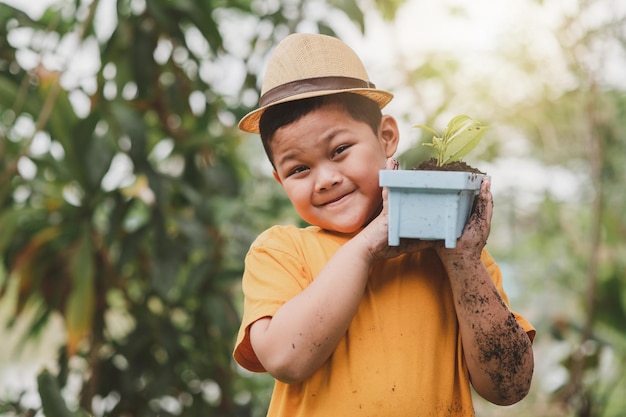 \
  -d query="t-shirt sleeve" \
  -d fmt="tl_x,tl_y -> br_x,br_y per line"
481,250 -> 536,343
233,227 -> 312,372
